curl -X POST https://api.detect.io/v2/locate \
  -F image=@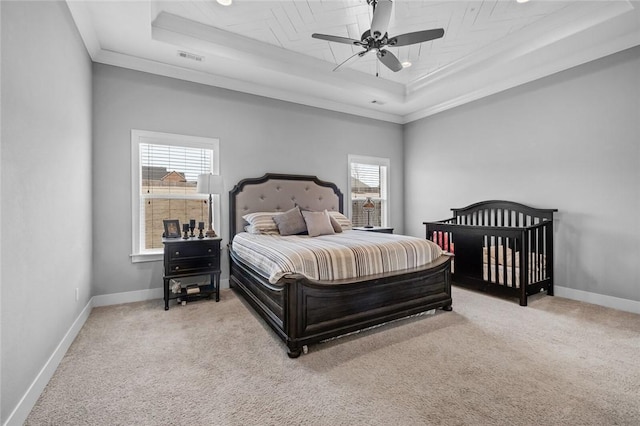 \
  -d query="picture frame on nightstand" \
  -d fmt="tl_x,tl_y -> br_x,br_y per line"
163,219 -> 181,238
